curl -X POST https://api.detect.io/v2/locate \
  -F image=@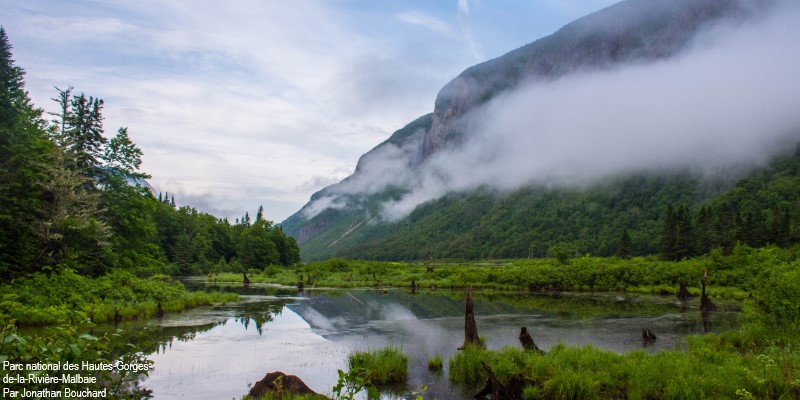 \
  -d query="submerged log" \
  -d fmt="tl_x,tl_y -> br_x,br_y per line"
248,371 -> 323,399
460,289 -> 481,349
519,327 -> 544,354
677,278 -> 691,301
700,271 -> 717,312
